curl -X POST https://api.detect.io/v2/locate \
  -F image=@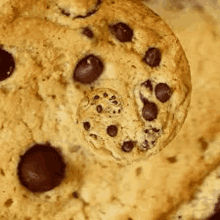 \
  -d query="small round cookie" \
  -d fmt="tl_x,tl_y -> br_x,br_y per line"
72,0 -> 192,163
